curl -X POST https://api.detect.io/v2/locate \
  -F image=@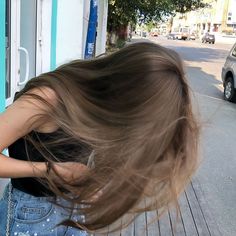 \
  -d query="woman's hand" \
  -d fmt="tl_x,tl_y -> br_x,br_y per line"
48,162 -> 90,185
